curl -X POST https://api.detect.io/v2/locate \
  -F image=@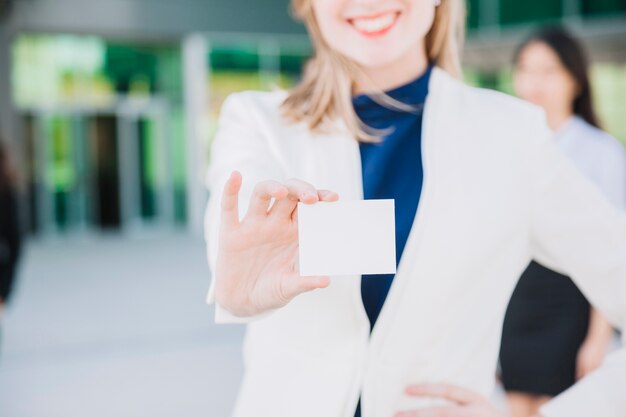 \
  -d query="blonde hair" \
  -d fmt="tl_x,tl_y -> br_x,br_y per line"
281,0 -> 466,142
